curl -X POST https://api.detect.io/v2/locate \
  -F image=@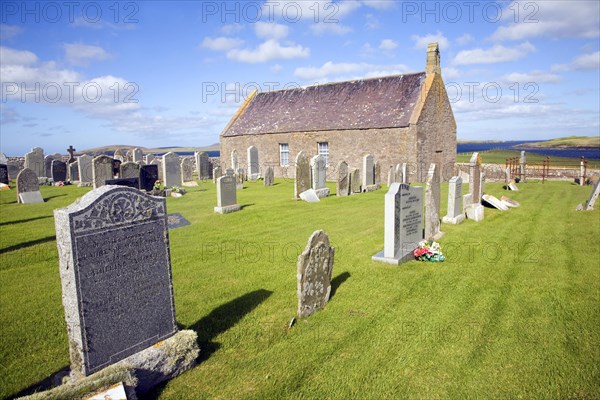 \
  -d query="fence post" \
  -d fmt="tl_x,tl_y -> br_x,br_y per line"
580,157 -> 586,185
519,151 -> 526,182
